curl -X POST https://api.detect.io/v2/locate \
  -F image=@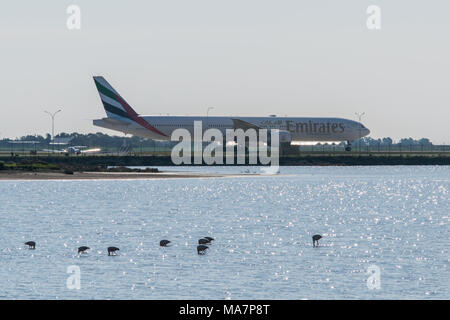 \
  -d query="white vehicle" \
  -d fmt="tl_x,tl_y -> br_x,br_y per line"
42,146 -> 101,155
66,146 -> 101,155
93,77 -> 370,151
